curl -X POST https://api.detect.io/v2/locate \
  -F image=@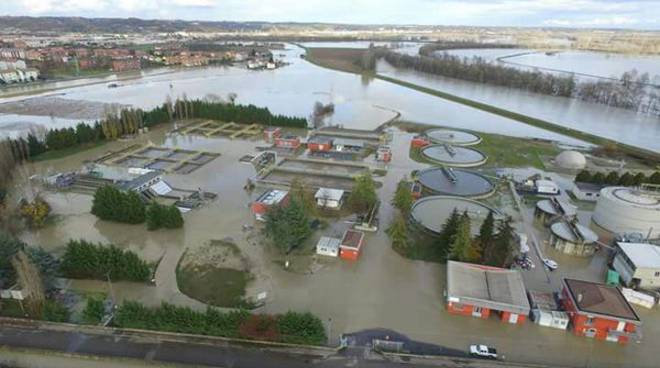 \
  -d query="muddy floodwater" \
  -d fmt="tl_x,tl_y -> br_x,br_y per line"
377,59 -> 660,152
1,44 -> 587,147
14,122 -> 660,368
